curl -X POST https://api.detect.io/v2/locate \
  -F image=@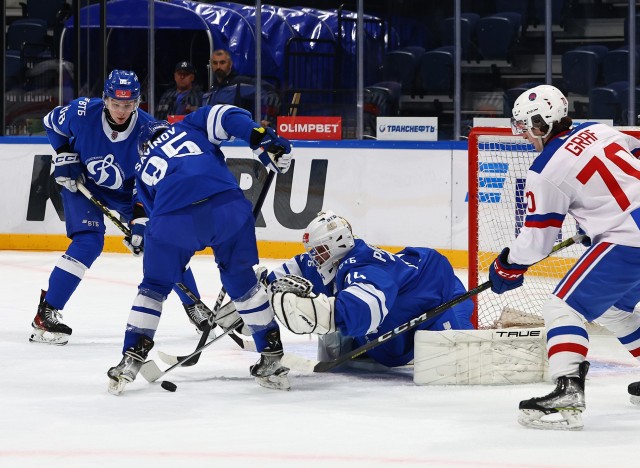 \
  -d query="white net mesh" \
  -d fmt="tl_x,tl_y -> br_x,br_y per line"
470,132 -> 587,329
